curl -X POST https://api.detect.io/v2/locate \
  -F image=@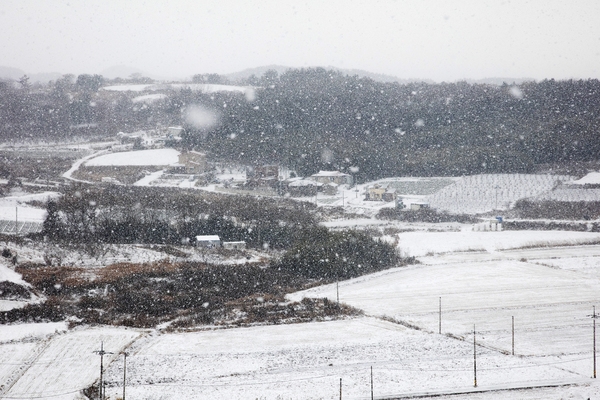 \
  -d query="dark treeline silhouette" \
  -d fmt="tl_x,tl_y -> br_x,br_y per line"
42,184 -> 317,249
273,227 -> 402,280
2,69 -> 599,181
0,73 -> 175,141
182,69 -> 600,181
513,199 -> 600,220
